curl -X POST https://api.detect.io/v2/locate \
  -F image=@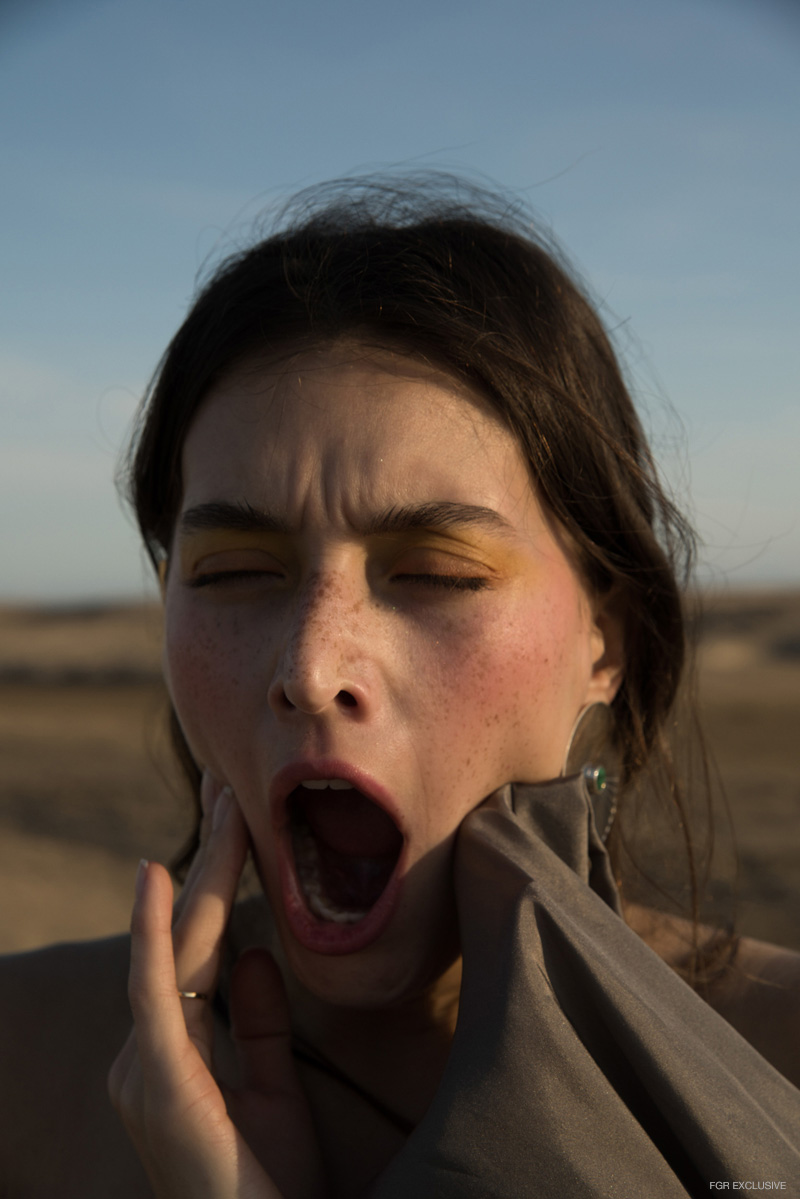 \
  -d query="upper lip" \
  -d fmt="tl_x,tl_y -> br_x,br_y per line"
270,758 -> 406,839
